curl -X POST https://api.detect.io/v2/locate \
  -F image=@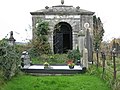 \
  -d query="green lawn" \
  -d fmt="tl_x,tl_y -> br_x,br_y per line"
1,74 -> 111,90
